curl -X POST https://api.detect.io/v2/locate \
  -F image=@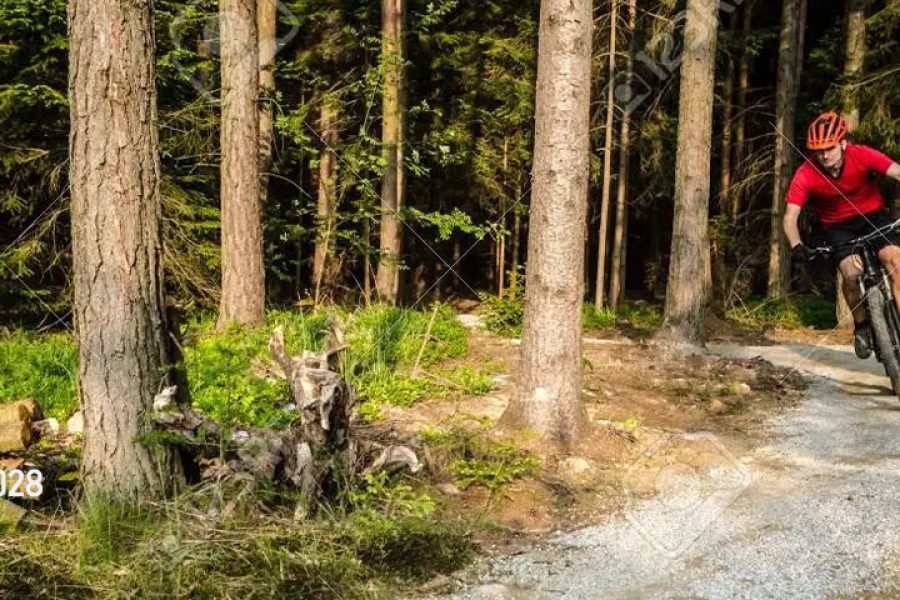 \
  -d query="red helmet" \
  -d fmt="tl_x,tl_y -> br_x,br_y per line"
807,111 -> 847,150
